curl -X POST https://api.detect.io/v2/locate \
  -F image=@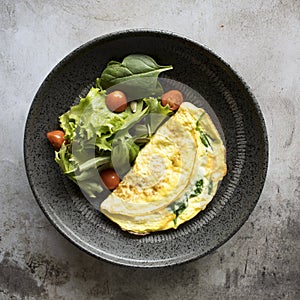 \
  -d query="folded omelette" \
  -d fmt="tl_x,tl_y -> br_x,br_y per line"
100,102 -> 227,235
